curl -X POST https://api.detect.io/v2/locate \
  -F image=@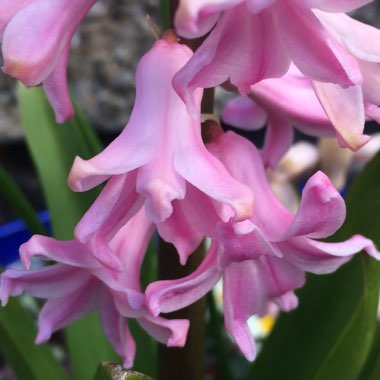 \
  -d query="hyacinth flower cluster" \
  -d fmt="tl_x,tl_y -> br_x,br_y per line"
1,0 -> 380,369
